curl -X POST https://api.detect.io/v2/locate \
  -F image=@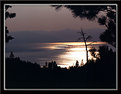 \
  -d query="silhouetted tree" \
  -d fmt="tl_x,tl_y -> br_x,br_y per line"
80,59 -> 84,66
89,45 -> 115,63
78,29 -> 92,63
53,5 -> 116,47
89,47 -> 97,58
48,62 -> 53,69
53,61 -> 57,68
98,46 -> 115,62
9,51 -> 14,58
98,8 -> 116,47
48,61 -> 57,69
75,60 -> 79,67
45,62 -> 48,68
5,5 -> 16,43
